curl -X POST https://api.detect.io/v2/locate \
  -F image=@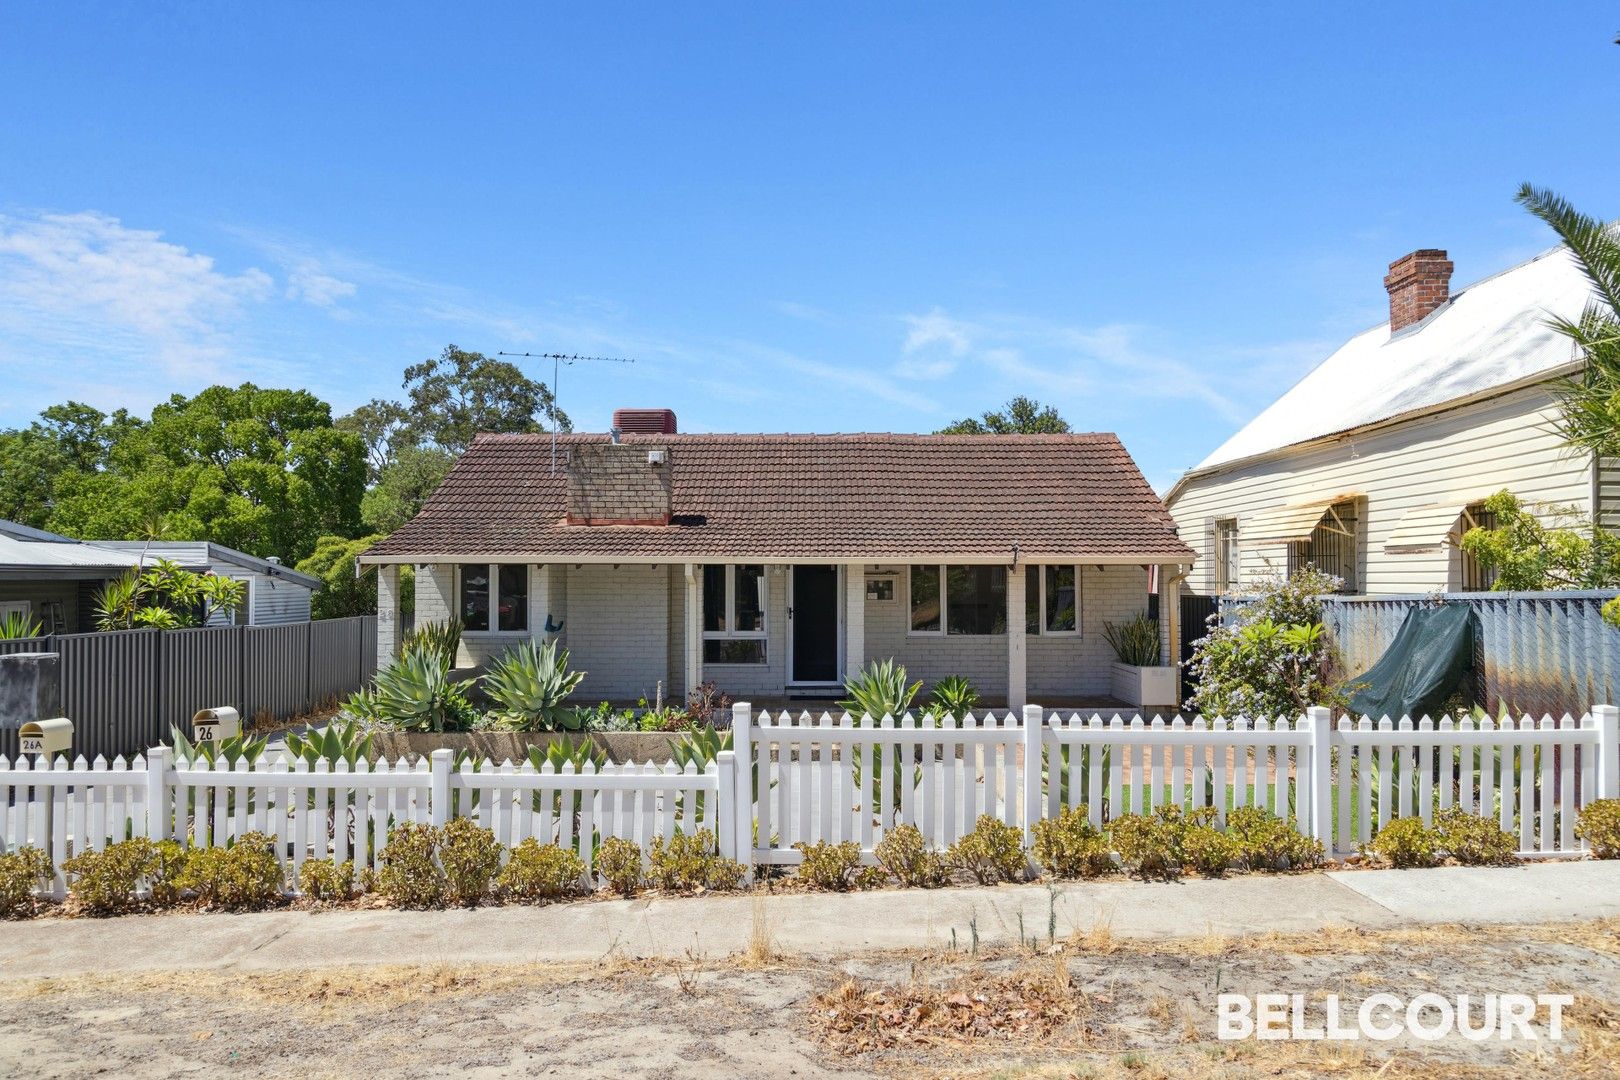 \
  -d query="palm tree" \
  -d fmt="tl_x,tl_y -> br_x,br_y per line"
1516,185 -> 1620,458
